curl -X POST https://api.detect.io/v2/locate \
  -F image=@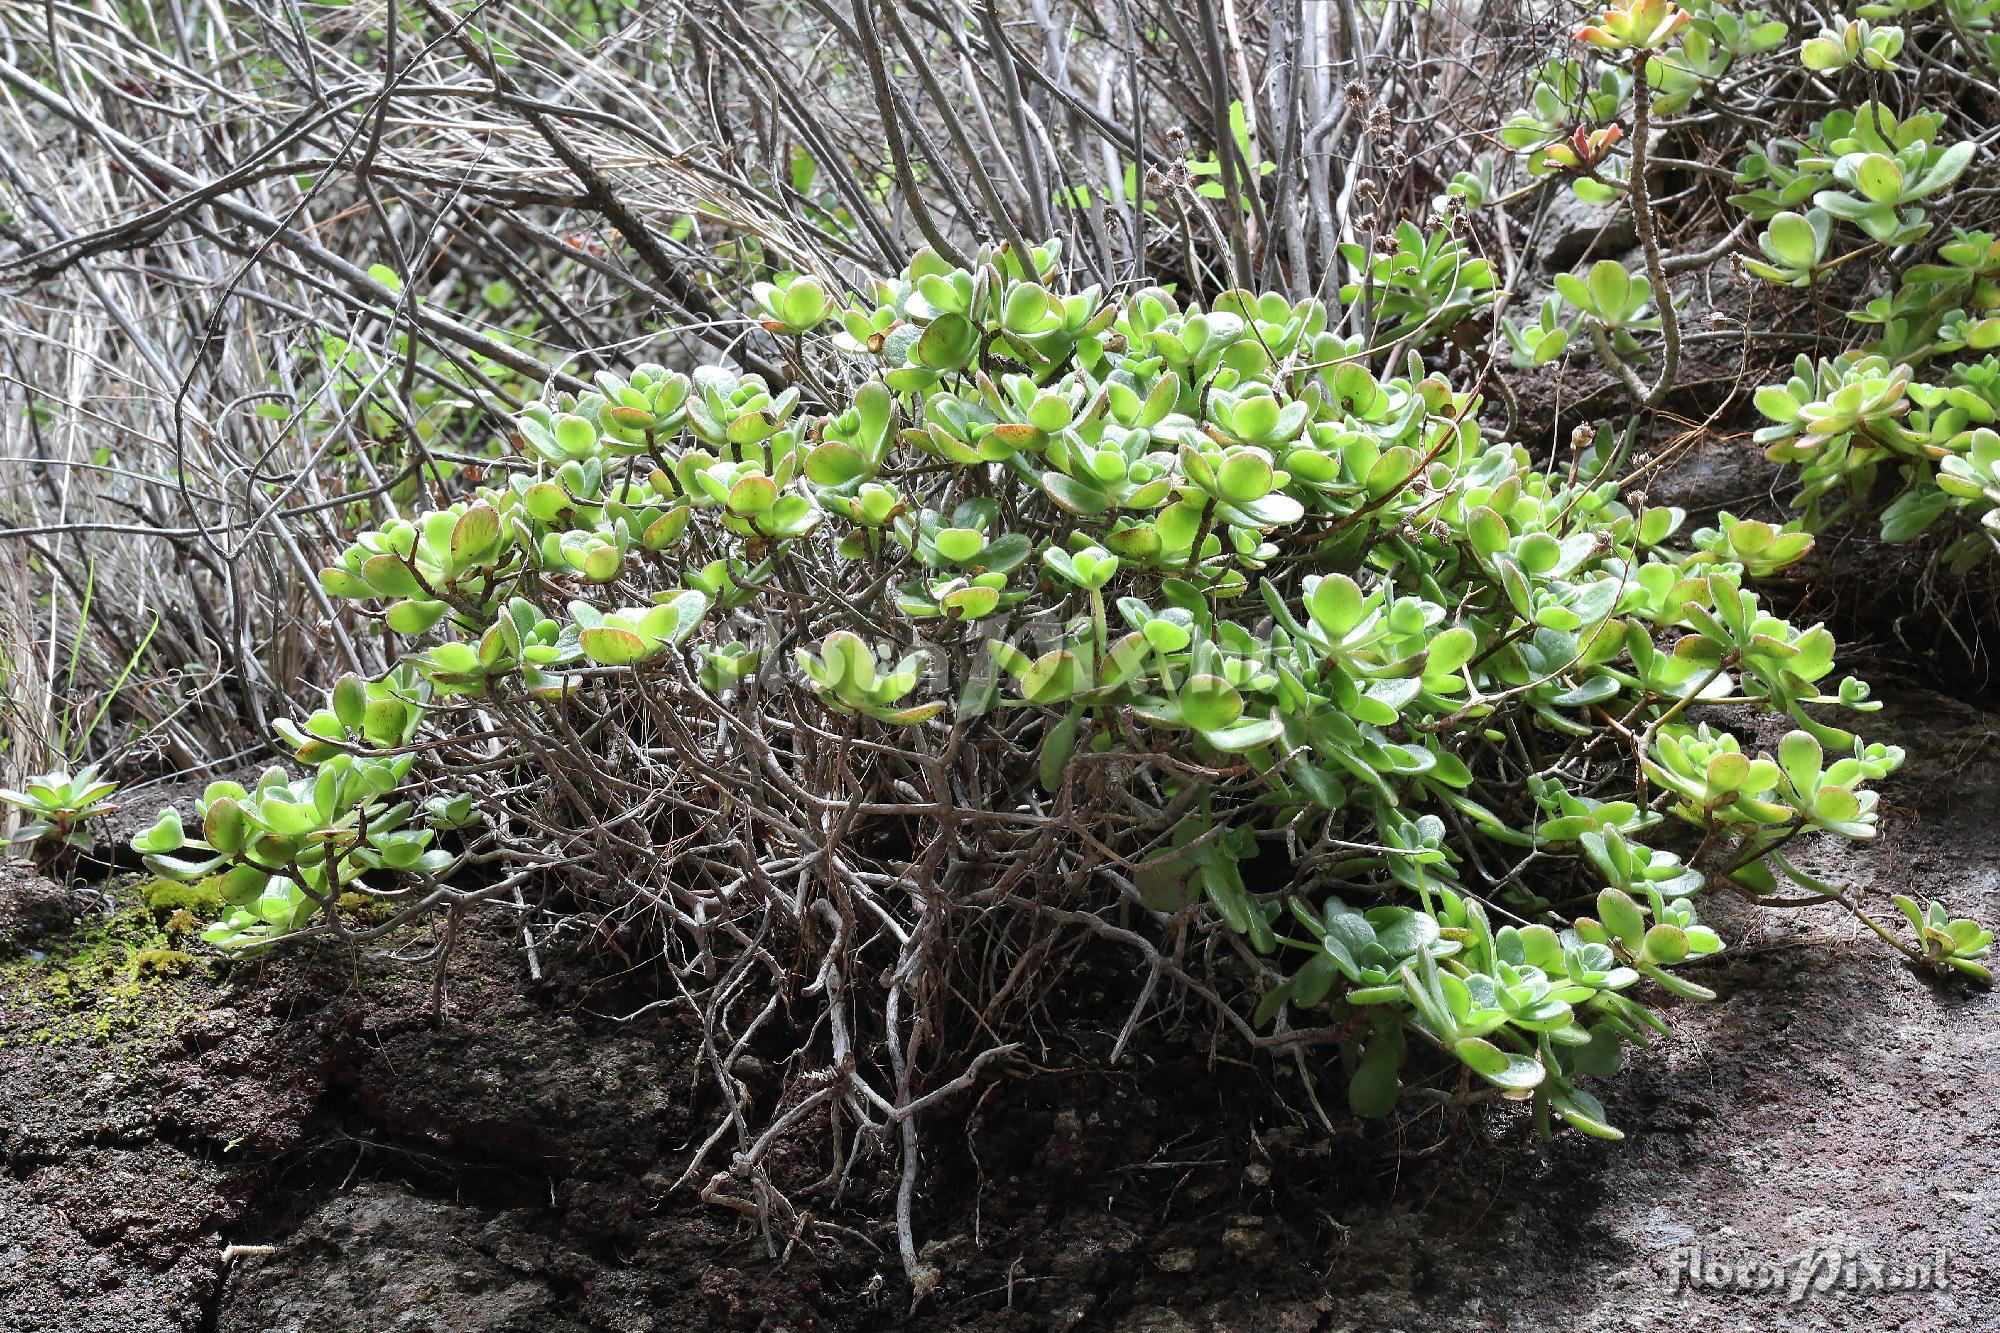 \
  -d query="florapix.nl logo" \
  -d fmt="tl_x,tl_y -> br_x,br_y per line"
1668,1243 -> 1953,1303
